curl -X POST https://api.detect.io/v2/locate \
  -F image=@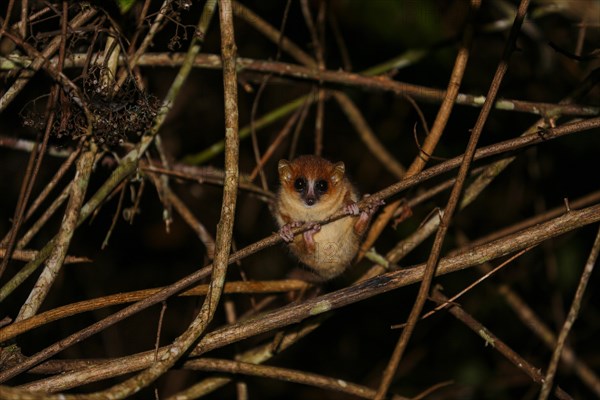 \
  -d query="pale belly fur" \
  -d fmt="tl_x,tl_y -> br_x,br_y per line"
276,185 -> 360,279
290,216 -> 359,279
